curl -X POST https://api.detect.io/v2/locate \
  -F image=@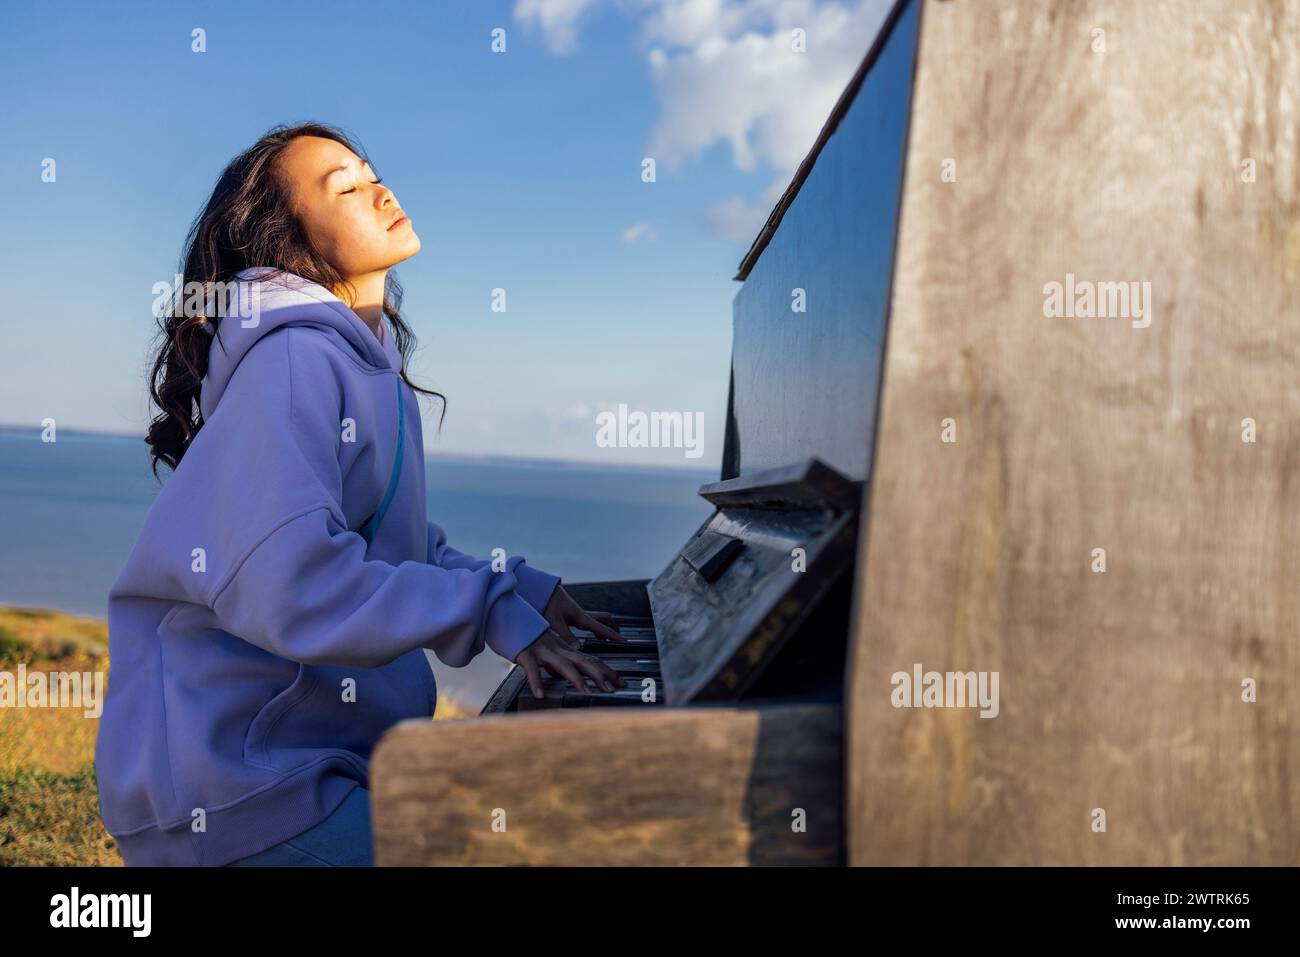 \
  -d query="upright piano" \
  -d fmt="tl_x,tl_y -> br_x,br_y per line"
373,0 -> 1298,866
370,0 -> 916,866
